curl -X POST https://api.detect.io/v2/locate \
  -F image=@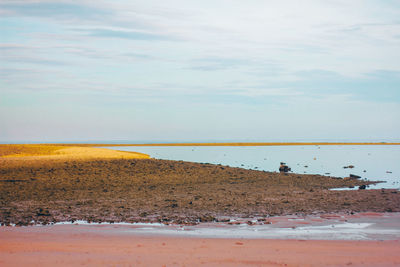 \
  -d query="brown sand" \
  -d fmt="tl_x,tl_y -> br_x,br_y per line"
1,225 -> 399,267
